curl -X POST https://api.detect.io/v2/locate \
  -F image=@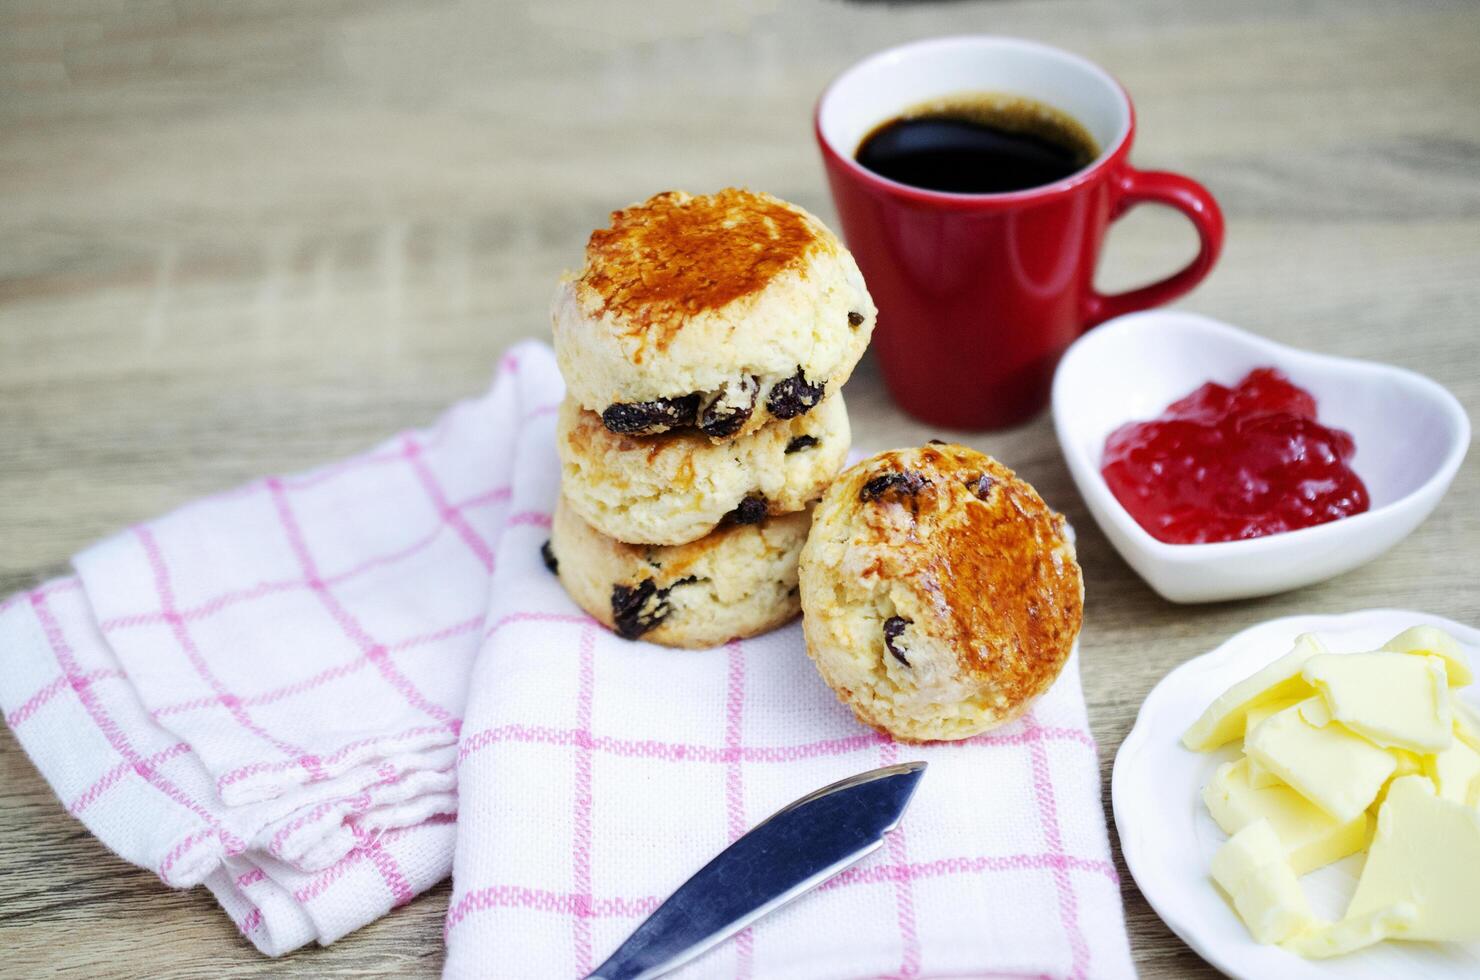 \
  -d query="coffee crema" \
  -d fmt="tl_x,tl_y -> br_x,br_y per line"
855,92 -> 1100,195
